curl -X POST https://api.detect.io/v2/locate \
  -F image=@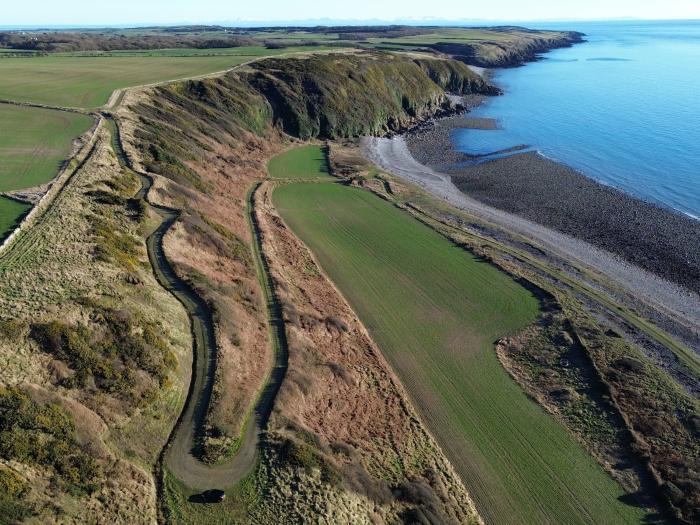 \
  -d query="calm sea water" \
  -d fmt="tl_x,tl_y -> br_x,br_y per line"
453,20 -> 700,219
